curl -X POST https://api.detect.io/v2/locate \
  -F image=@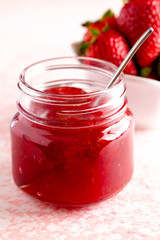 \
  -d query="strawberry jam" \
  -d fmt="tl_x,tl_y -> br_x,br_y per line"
10,57 -> 134,206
